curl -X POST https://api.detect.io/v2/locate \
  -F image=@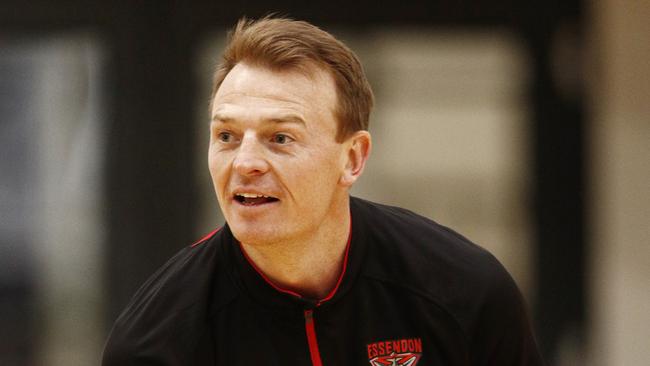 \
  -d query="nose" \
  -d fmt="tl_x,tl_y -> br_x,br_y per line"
232,133 -> 269,177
